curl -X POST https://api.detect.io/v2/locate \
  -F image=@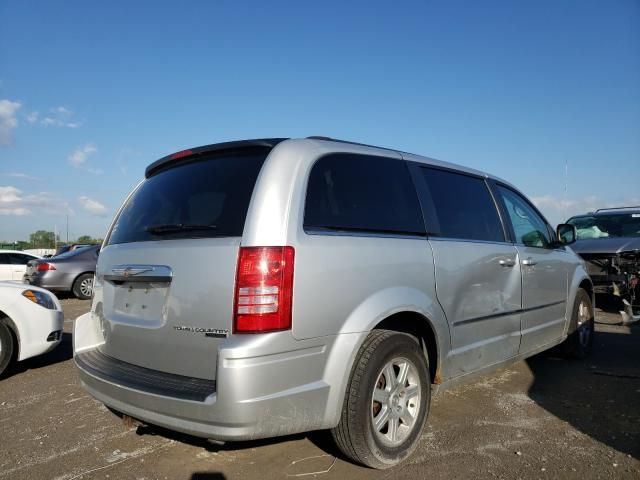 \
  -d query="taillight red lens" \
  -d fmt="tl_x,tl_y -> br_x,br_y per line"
233,246 -> 295,333
36,263 -> 56,271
